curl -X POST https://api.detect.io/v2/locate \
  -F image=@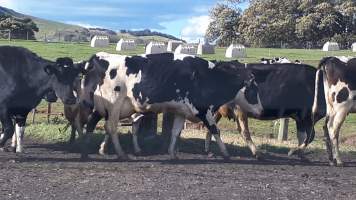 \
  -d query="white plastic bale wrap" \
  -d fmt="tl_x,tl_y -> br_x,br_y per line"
116,39 -> 136,51
145,42 -> 167,54
225,44 -> 246,58
90,35 -> 109,48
